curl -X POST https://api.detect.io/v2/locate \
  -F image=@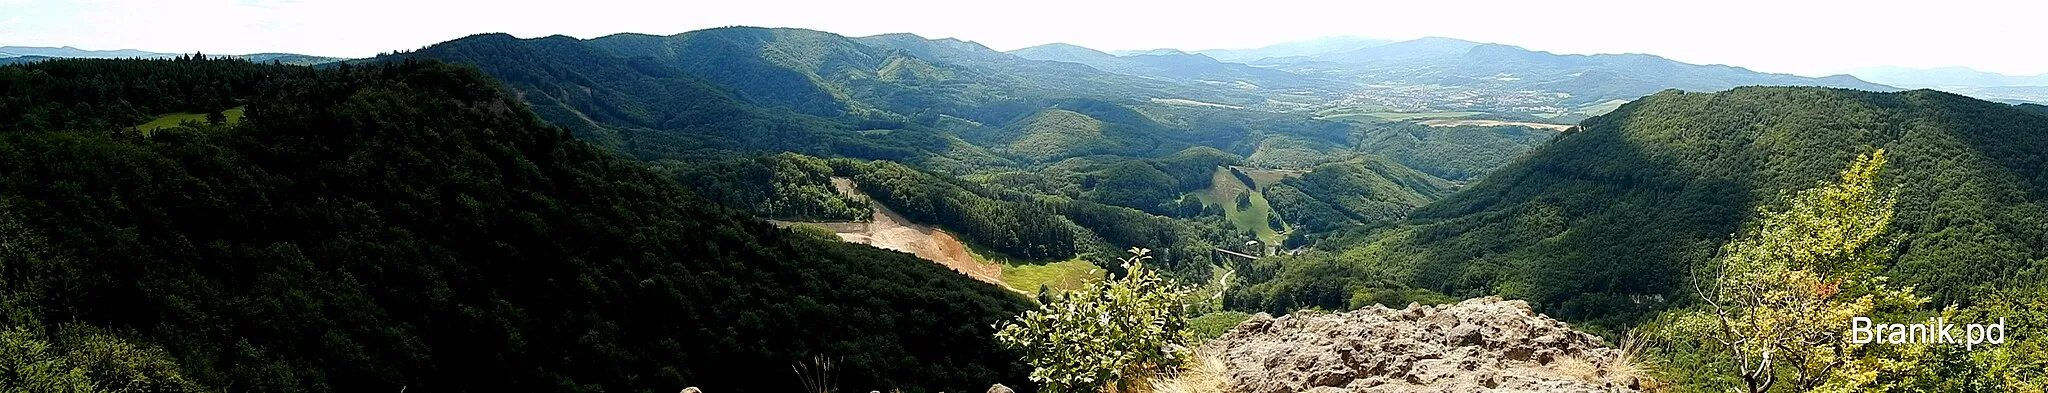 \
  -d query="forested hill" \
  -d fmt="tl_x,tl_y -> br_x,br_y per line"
1237,86 -> 2048,326
0,58 -> 1029,393
374,29 -> 1367,169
